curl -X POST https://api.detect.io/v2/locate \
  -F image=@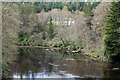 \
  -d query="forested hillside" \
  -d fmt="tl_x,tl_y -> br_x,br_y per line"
2,2 -> 120,62
2,1 -> 120,78
34,2 -> 99,13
